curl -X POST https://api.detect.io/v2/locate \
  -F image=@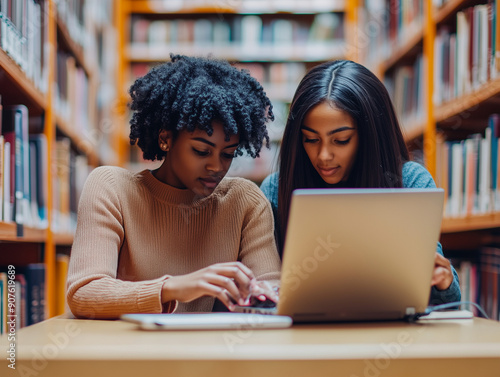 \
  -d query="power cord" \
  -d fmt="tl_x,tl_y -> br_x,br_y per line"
424,301 -> 489,319
406,301 -> 489,322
